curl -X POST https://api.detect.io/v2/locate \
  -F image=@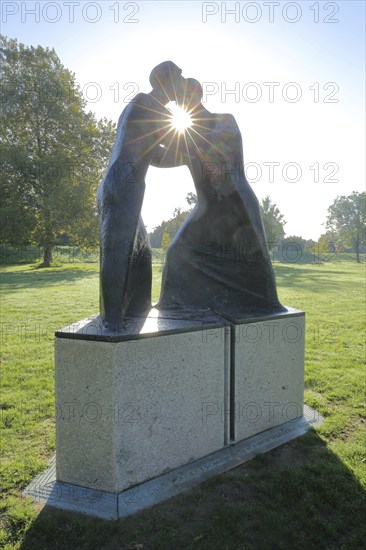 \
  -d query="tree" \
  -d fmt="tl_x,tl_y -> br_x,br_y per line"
304,238 -> 317,252
280,235 -> 306,260
326,192 -> 366,262
260,196 -> 286,250
149,207 -> 191,248
306,232 -> 338,263
0,35 -> 115,266
161,231 -> 171,251
281,235 -> 307,249
316,232 -> 337,253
